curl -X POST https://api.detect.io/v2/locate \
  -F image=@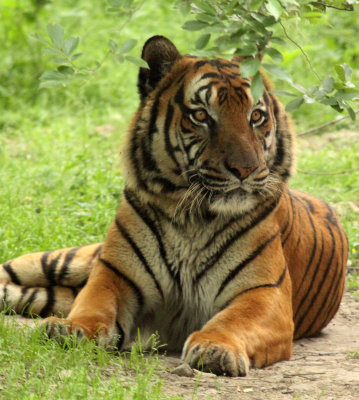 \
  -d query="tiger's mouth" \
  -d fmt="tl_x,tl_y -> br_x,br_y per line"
188,171 -> 254,200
